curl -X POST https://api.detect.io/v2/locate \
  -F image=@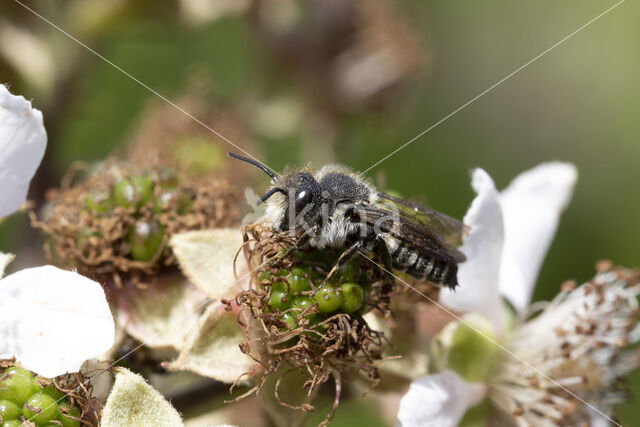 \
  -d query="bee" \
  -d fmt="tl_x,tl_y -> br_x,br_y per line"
229,153 -> 466,292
